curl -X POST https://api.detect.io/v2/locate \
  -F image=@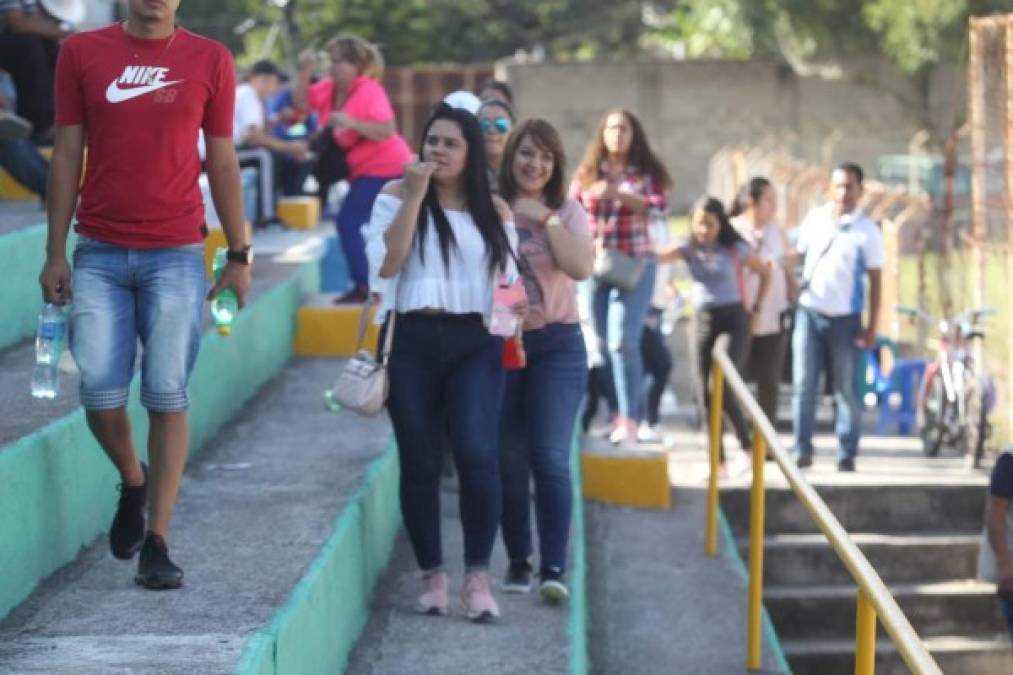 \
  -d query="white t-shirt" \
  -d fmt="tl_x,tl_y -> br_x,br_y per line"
795,205 -> 884,317
365,193 -> 518,323
233,83 -> 264,146
732,216 -> 790,336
